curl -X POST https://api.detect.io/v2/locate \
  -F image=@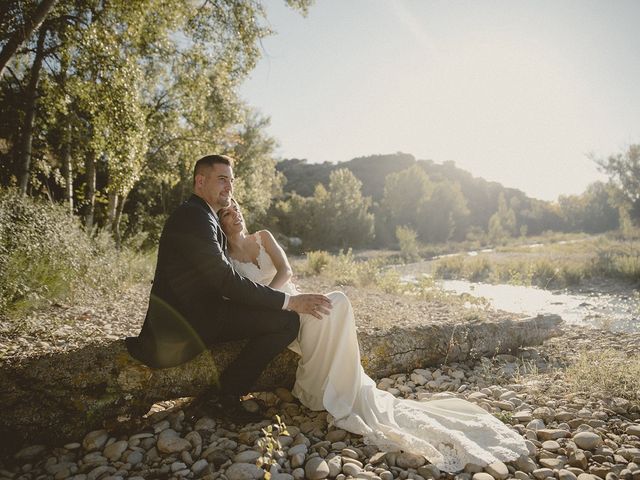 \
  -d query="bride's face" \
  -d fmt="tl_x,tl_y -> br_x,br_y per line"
218,204 -> 245,235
